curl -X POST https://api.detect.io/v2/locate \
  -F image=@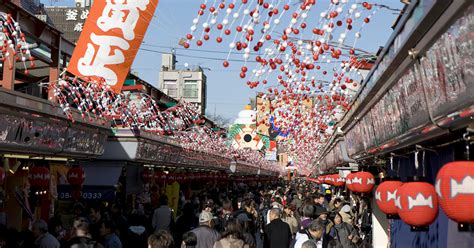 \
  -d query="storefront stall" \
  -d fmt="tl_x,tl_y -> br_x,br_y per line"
317,0 -> 474,247
0,88 -> 110,229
